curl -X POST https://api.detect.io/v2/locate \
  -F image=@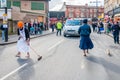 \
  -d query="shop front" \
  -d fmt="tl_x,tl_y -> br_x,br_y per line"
113,7 -> 120,22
